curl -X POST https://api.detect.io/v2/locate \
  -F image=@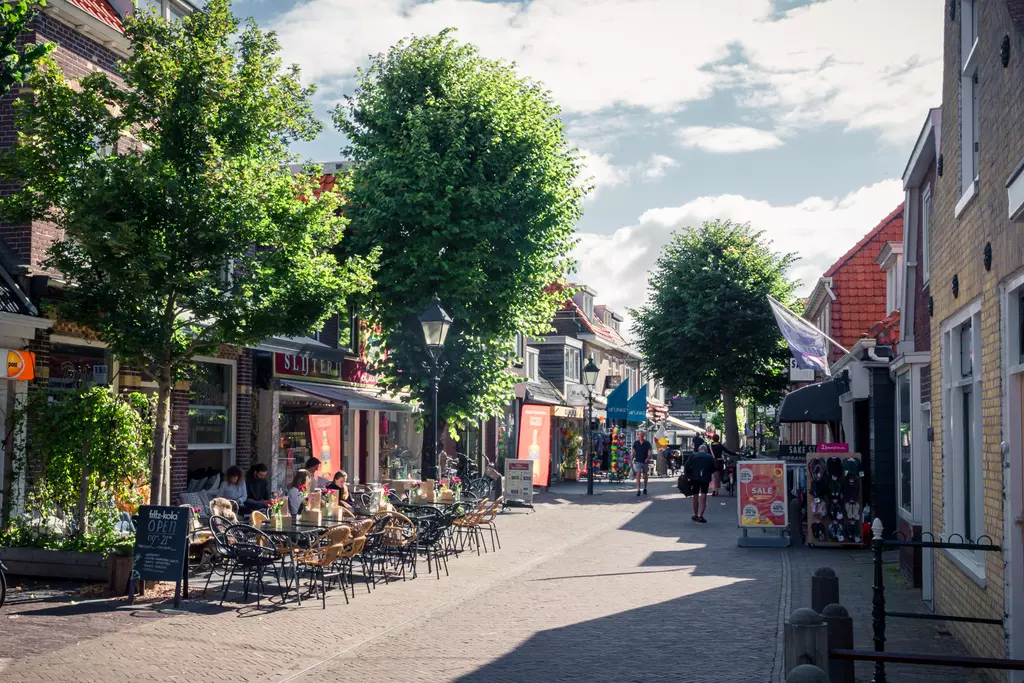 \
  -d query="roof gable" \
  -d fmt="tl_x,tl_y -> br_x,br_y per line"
824,204 -> 904,277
